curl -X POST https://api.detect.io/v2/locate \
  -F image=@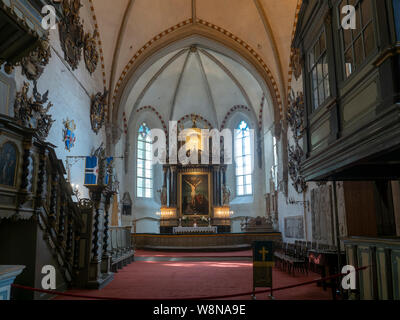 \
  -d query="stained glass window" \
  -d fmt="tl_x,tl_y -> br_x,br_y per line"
272,136 -> 278,190
235,120 -> 253,196
137,123 -> 152,198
